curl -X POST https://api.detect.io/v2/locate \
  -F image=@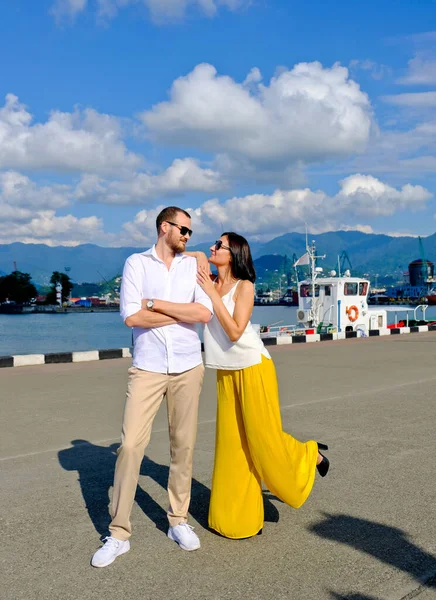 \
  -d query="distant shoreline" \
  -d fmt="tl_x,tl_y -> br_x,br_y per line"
0,305 -> 120,315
